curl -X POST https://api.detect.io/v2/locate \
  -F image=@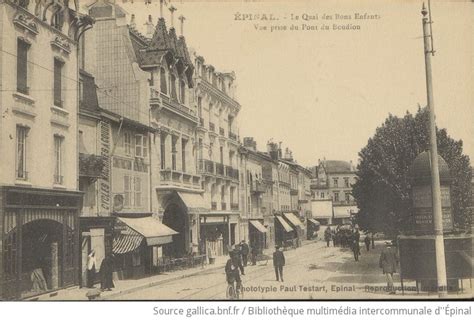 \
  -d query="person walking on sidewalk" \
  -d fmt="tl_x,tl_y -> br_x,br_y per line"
364,234 -> 371,252
351,227 -> 361,261
86,250 -> 97,288
99,253 -> 115,291
273,246 -> 285,282
324,226 -> 332,247
240,240 -> 250,267
379,241 -> 399,294
250,245 -> 258,266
